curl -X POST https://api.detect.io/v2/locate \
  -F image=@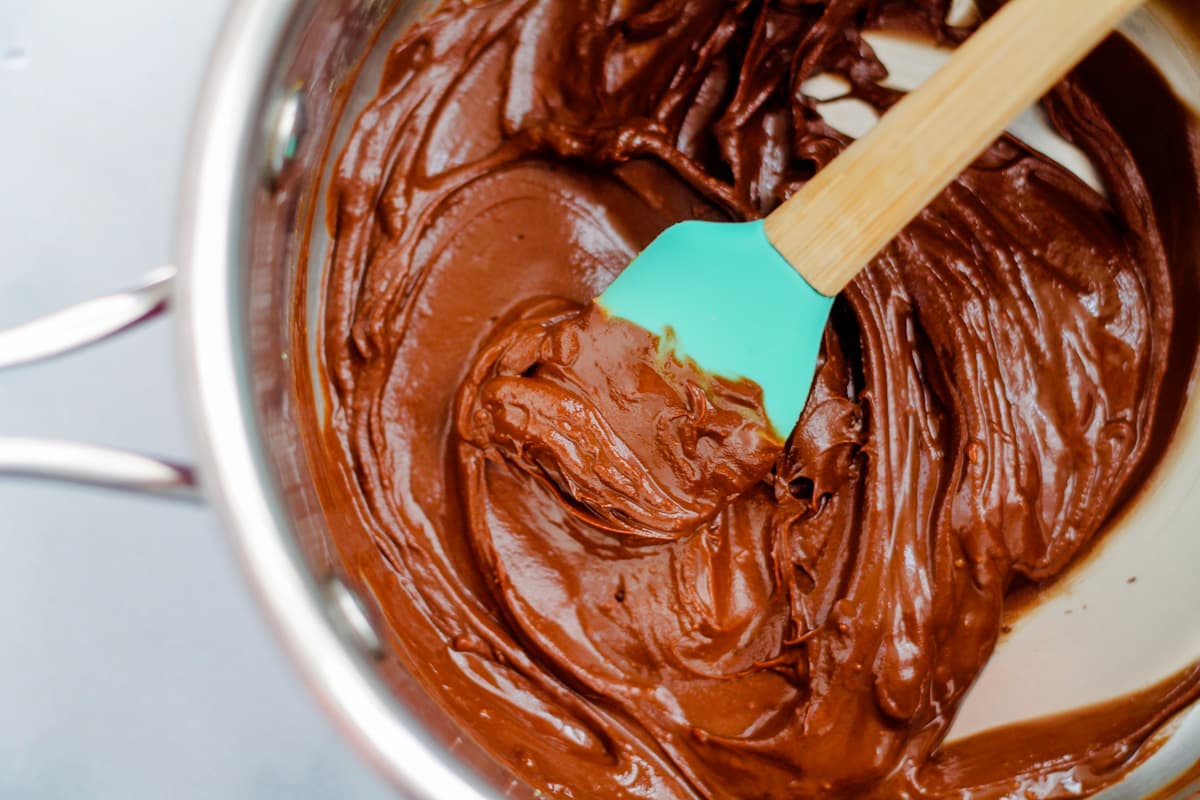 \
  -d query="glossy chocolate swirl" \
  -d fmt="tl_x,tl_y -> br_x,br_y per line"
308,0 -> 1200,797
